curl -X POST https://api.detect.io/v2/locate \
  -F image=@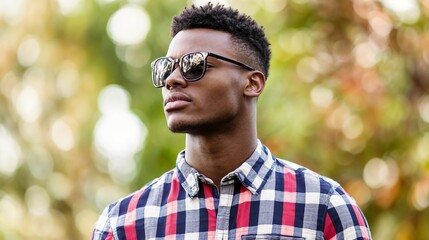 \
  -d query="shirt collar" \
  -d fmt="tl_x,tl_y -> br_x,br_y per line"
176,140 -> 276,197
